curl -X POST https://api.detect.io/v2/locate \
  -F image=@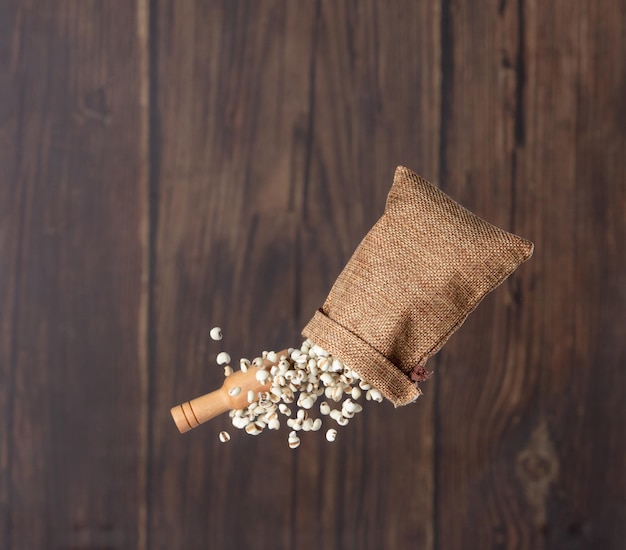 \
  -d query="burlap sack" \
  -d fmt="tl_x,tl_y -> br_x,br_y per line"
302,166 -> 534,406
